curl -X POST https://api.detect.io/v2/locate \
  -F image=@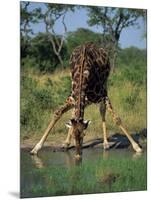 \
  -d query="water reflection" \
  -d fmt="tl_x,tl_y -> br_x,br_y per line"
64,151 -> 76,166
102,149 -> 144,161
103,150 -> 109,160
74,157 -> 82,166
30,150 -> 83,169
27,148 -> 145,169
31,155 -> 45,169
132,152 -> 143,160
